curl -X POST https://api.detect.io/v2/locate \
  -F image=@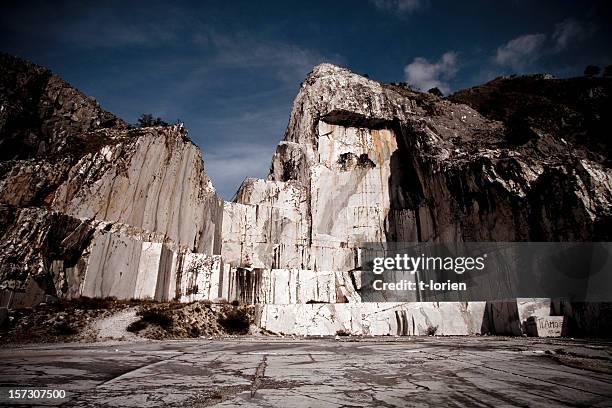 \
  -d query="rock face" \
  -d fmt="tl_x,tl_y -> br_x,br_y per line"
234,64 -> 612,335
1,54 -> 611,336
268,65 -> 611,244
50,126 -> 223,253
0,53 -> 224,307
